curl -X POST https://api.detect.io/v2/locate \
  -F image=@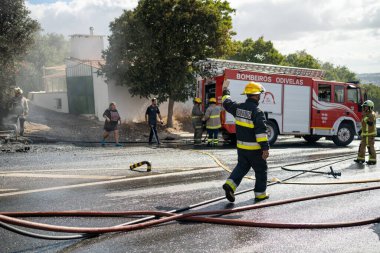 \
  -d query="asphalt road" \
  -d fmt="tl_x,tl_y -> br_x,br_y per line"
0,137 -> 379,253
